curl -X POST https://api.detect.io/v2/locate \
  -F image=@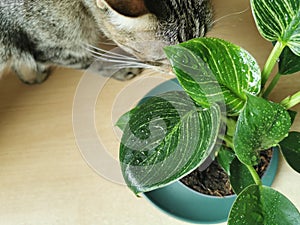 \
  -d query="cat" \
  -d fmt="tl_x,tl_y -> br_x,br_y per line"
0,0 -> 212,83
